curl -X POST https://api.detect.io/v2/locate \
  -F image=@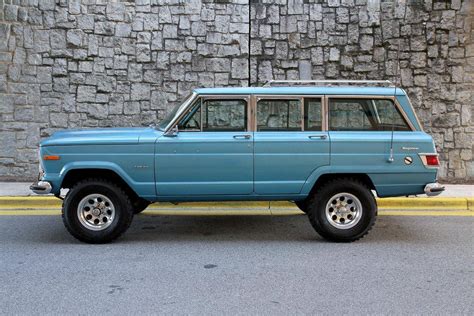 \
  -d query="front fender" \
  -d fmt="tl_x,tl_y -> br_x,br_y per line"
43,161 -> 145,197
